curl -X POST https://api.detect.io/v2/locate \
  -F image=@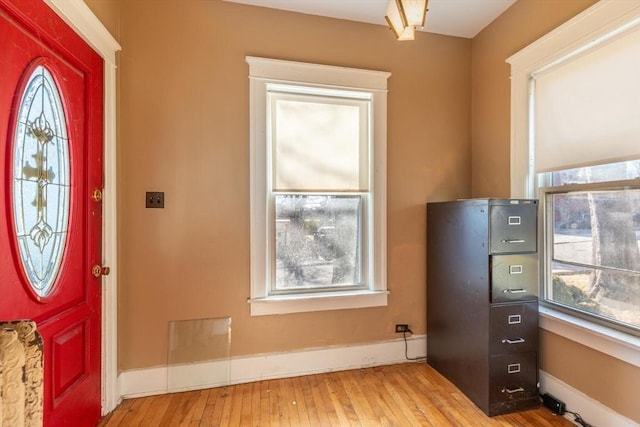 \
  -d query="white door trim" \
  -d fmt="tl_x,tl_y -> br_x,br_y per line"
43,0 -> 121,414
